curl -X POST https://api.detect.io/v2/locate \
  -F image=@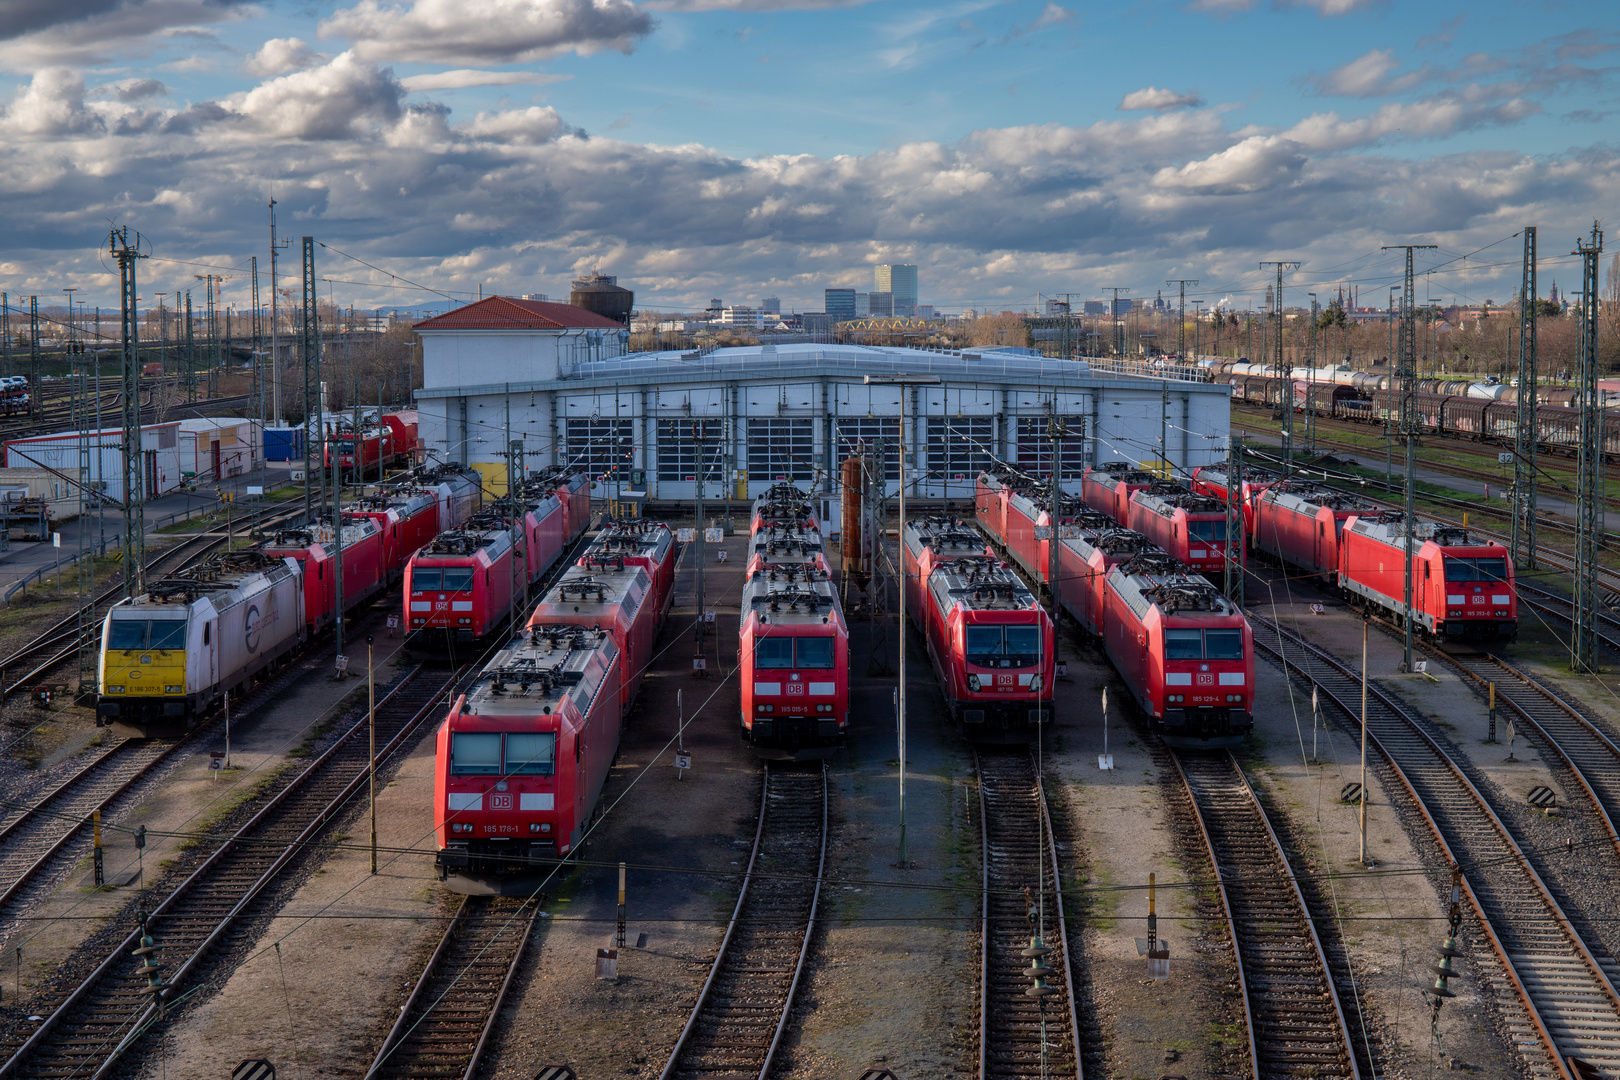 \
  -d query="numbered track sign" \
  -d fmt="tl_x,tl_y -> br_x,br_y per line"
674,751 -> 692,771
